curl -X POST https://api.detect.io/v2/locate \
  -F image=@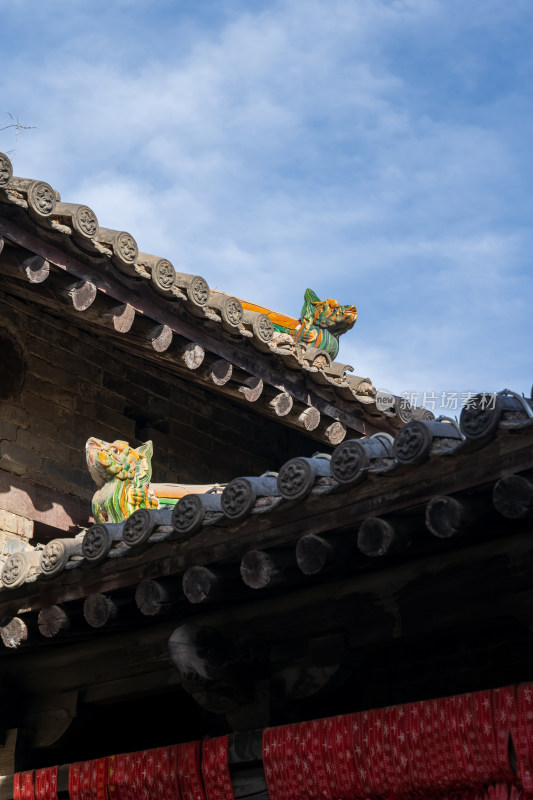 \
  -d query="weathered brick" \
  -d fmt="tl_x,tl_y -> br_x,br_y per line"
23,391 -> 68,423
43,458 -> 94,492
52,348 -> 103,385
0,300 -> 28,333
166,421 -> 213,454
0,420 -> 18,442
170,385 -> 215,418
71,396 -> 97,419
77,381 -> 126,413
30,325 -> 105,371
26,334 -> 53,364
38,471 -> 93,501
146,395 -> 176,421
24,376 -> 77,412
129,370 -> 172,400
70,447 -> 90,471
60,414 -> 120,449
102,374 -> 151,408
30,416 -> 58,440
0,441 -> 42,472
91,405 -> 134,435
0,404 -> 29,428
17,429 -> 71,463
26,358 -> 80,394
0,509 -> 33,539
0,457 -> 26,476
